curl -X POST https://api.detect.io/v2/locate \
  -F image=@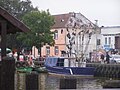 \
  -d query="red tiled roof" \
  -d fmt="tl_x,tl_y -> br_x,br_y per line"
51,13 -> 71,29
51,12 -> 96,29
